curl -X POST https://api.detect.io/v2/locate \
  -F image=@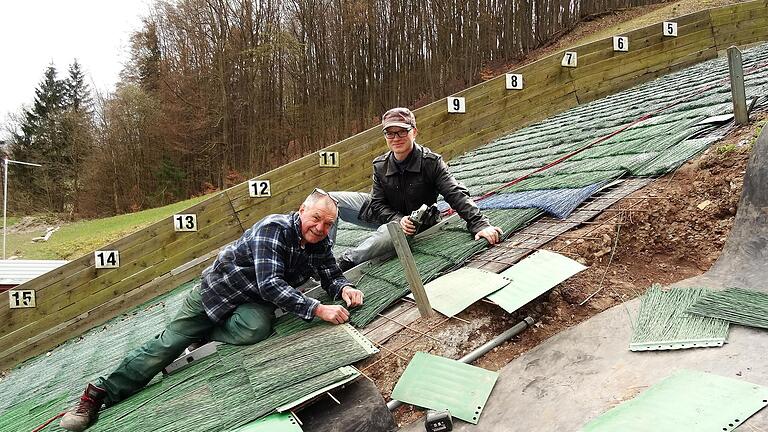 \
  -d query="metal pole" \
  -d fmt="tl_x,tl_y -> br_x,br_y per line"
3,158 -> 8,259
387,316 -> 535,411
